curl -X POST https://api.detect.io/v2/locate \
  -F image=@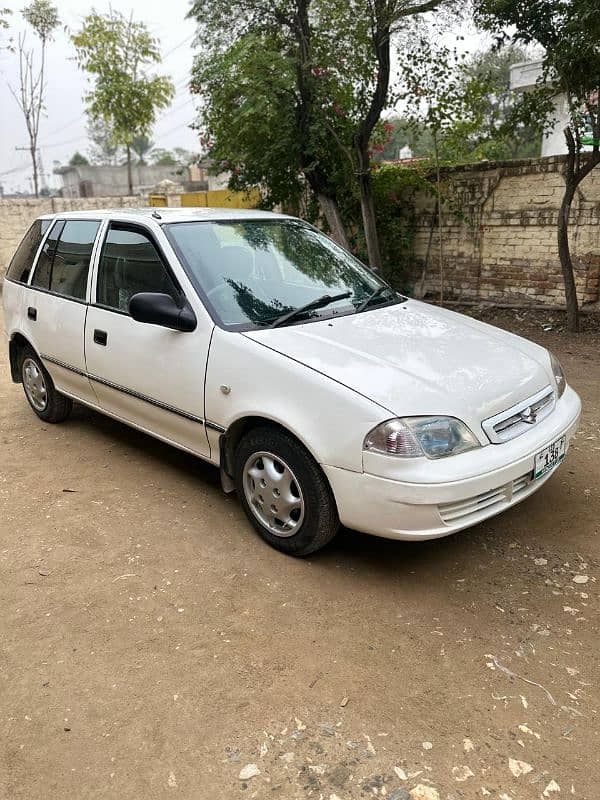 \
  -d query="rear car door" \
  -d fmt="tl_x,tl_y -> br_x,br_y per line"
3,218 -> 52,344
85,221 -> 212,458
23,218 -> 101,405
